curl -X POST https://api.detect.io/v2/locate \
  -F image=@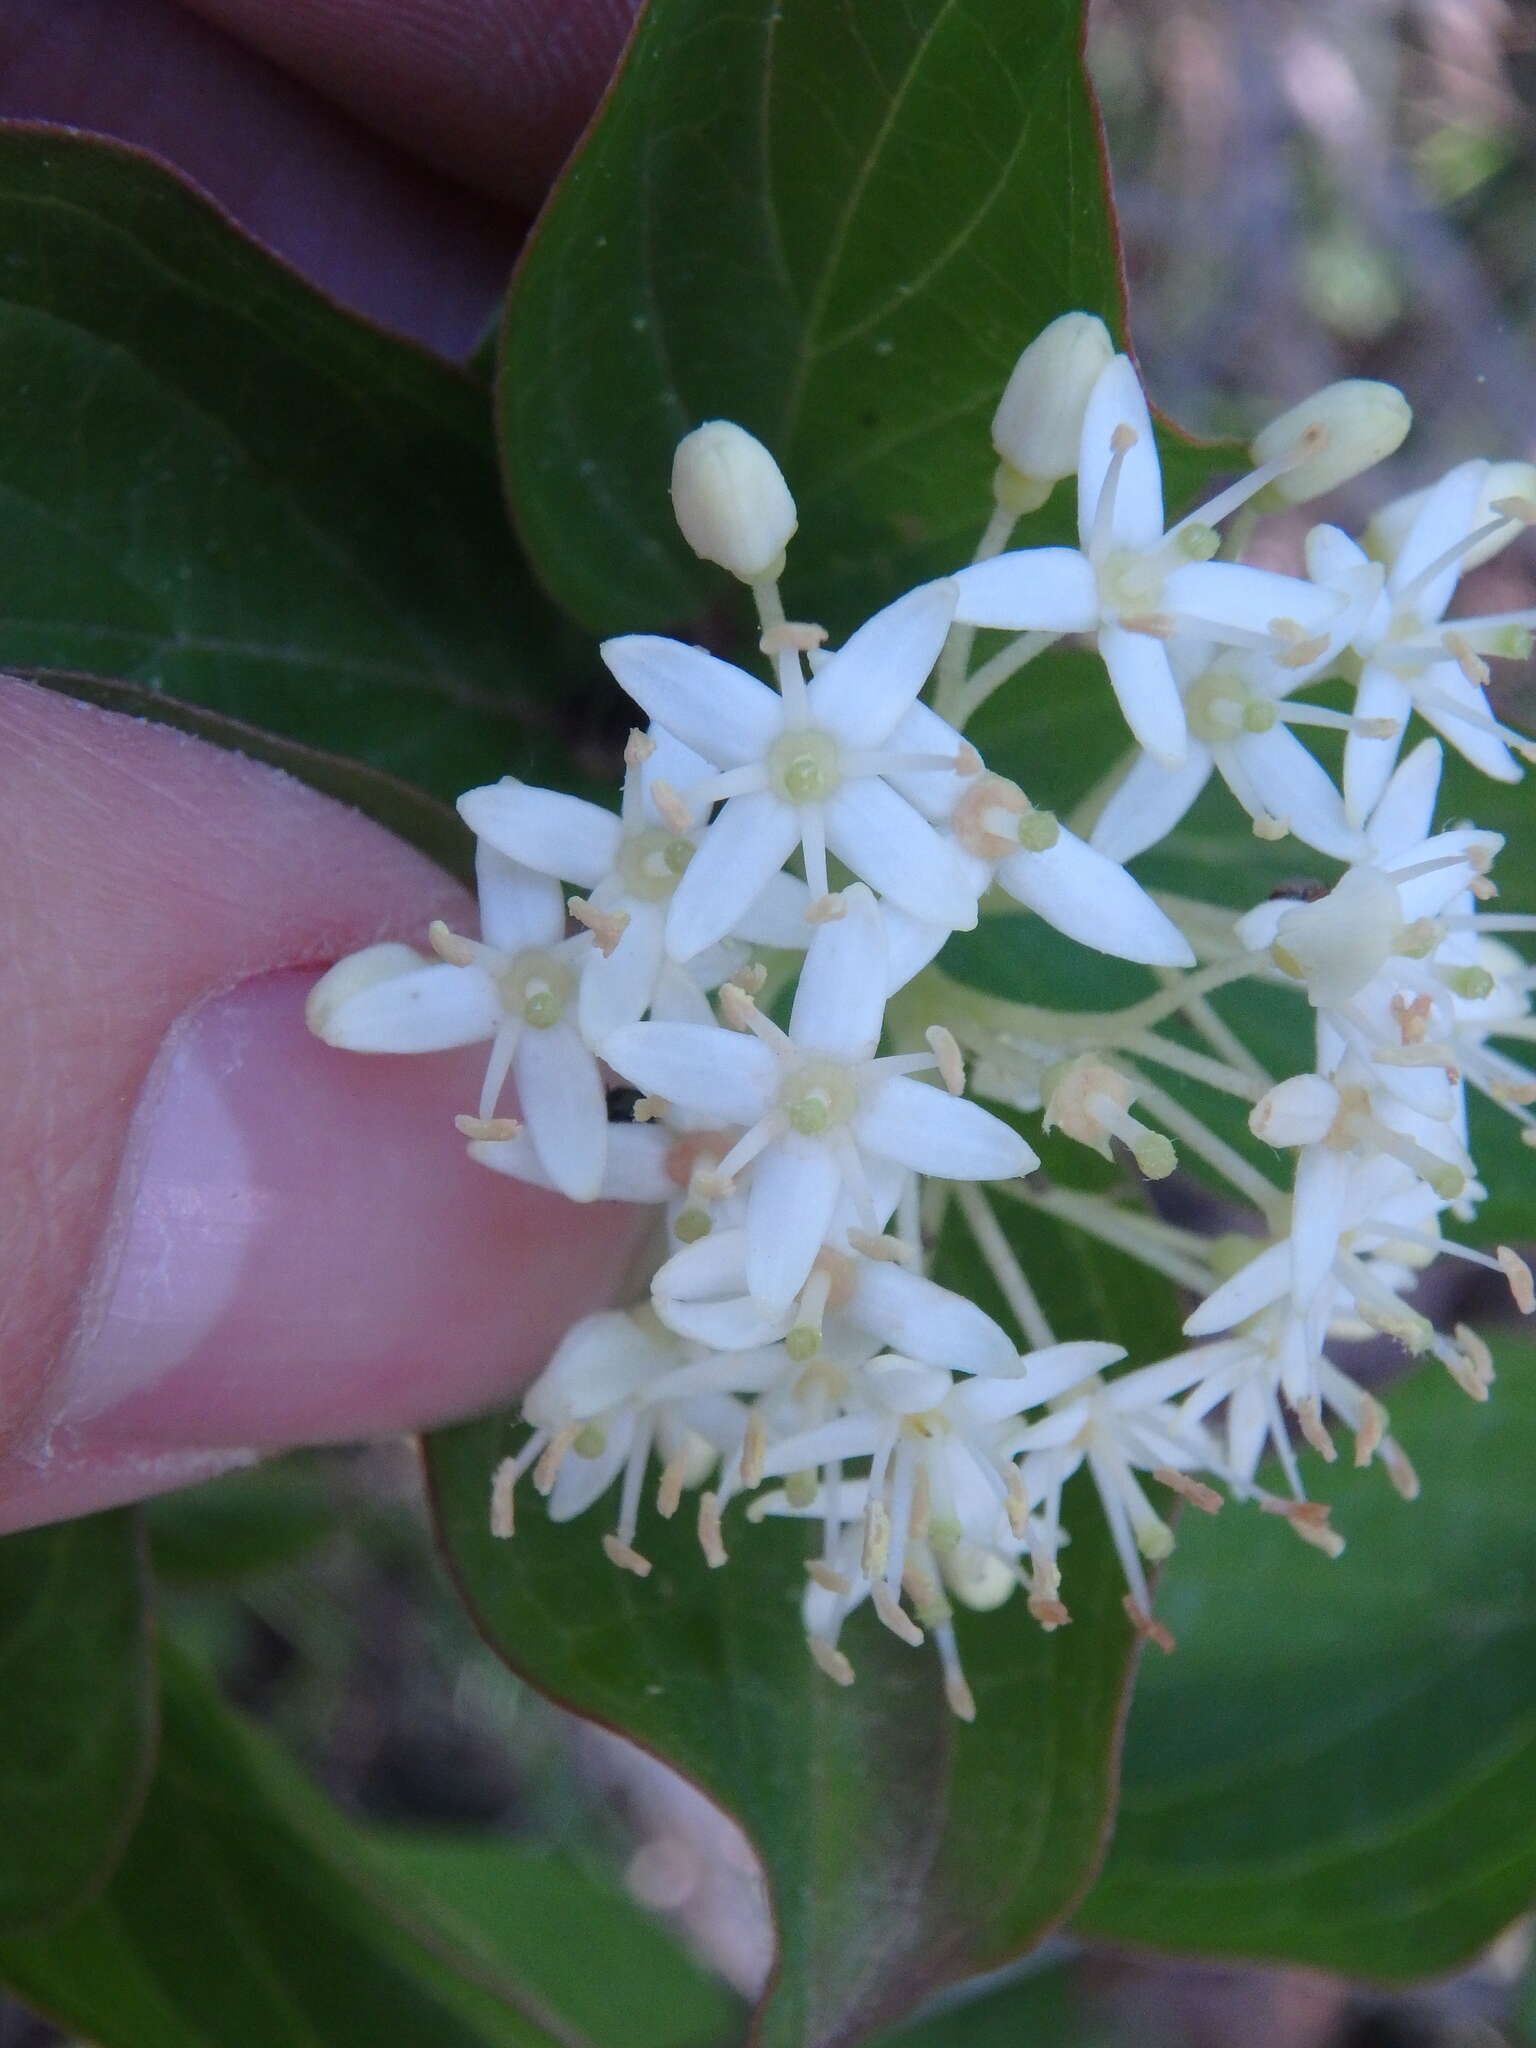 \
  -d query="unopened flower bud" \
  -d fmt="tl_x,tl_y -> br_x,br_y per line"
671,420 -> 797,582
1366,460 -> 1536,571
991,312 -> 1114,501
1249,1073 -> 1339,1148
1251,379 -> 1411,504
